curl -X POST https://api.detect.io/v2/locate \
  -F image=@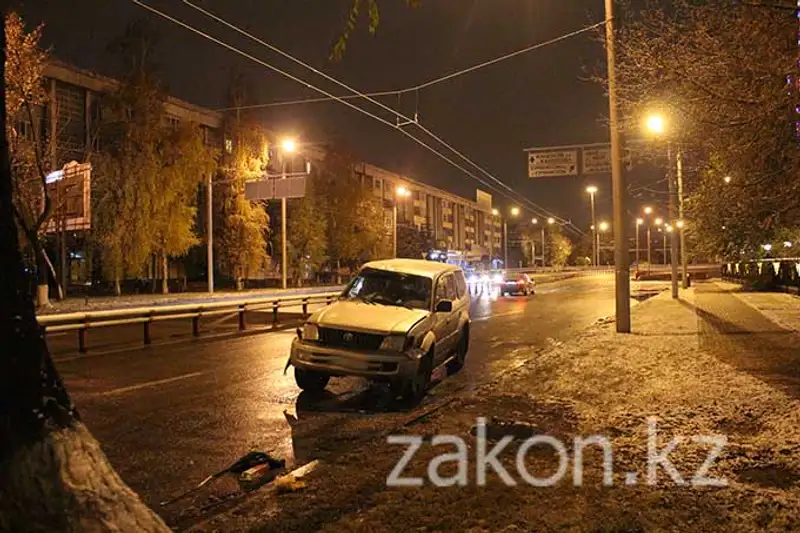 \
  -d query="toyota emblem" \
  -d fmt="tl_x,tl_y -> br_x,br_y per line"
342,332 -> 354,342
